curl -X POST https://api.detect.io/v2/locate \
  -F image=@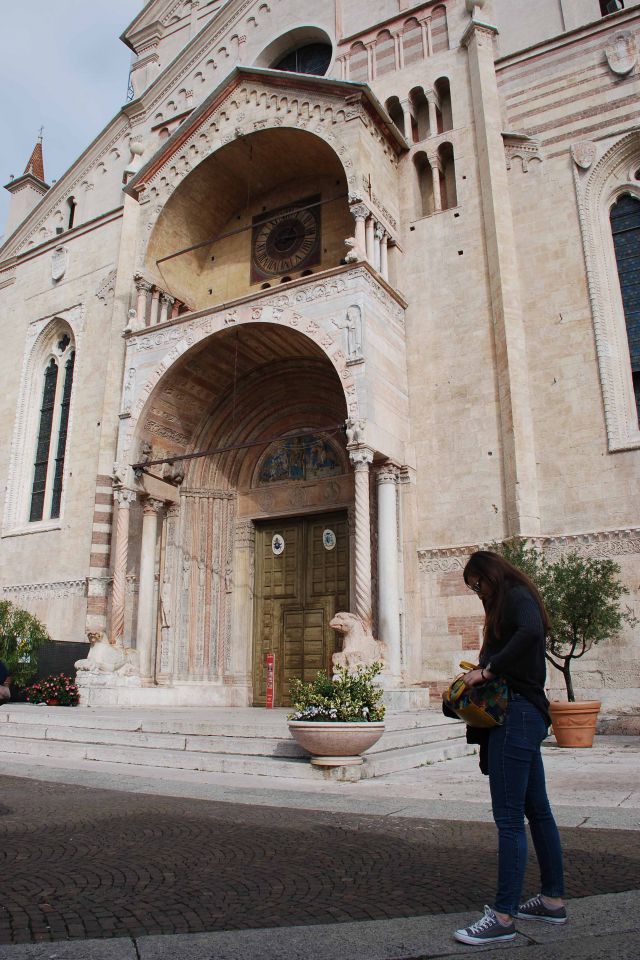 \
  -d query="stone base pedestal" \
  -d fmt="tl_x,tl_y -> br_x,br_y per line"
76,673 -> 252,708
382,686 -> 430,712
